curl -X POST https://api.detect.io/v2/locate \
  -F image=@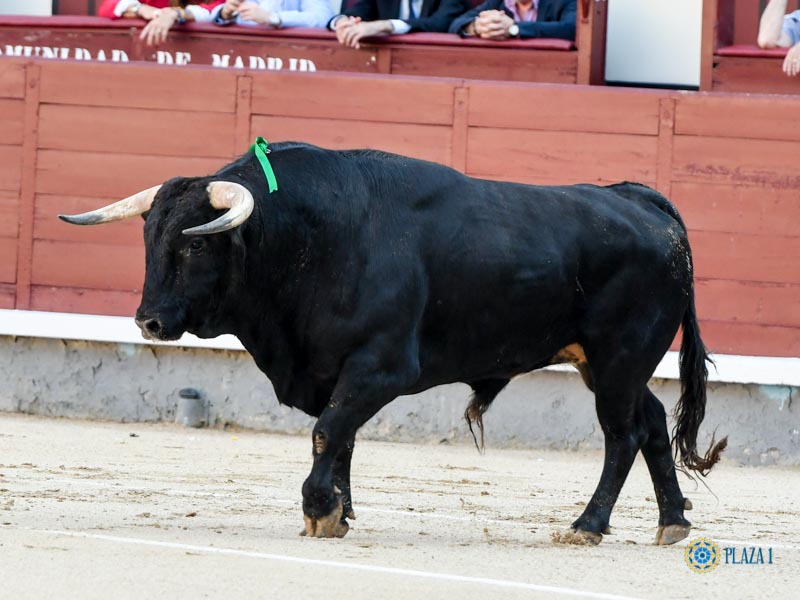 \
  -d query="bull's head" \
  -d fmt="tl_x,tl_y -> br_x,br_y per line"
59,180 -> 255,341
